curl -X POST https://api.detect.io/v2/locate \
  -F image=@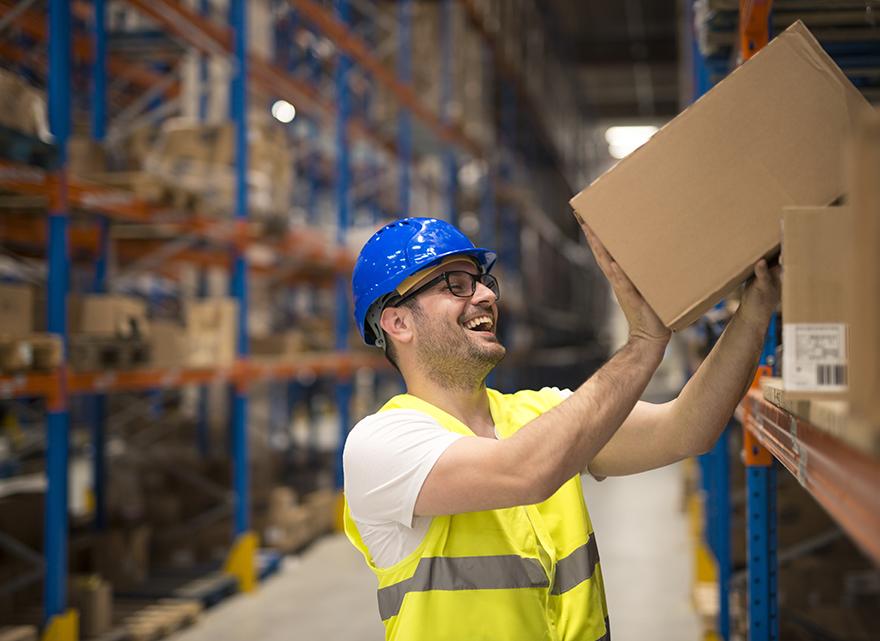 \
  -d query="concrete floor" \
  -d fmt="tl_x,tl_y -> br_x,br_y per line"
168,462 -> 699,641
